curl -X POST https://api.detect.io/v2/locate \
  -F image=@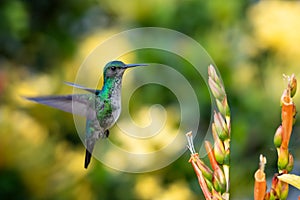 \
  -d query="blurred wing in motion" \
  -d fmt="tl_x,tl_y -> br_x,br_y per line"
25,94 -> 92,116
64,82 -> 101,94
